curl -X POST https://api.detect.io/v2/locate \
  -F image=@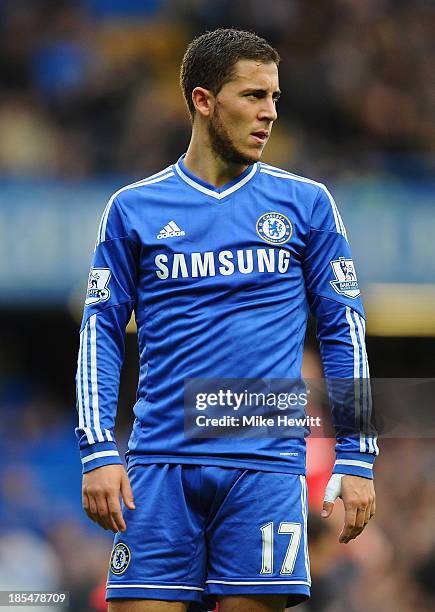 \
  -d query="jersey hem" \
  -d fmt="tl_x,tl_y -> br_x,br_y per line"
125,454 -> 306,475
